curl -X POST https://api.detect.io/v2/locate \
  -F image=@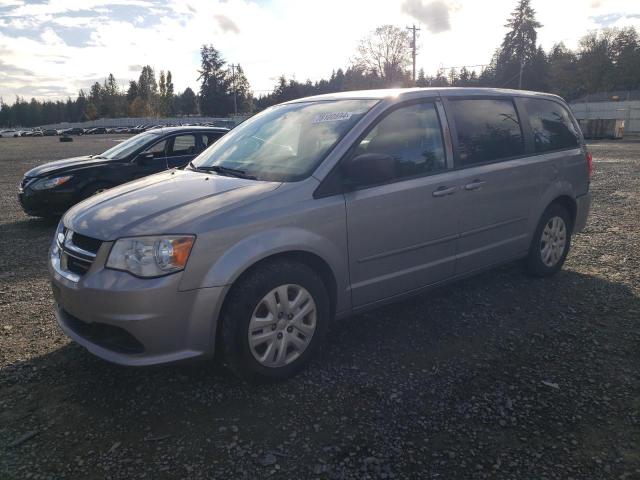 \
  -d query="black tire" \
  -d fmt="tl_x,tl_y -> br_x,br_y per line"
80,182 -> 112,200
526,203 -> 573,277
221,260 -> 330,382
